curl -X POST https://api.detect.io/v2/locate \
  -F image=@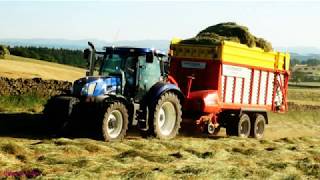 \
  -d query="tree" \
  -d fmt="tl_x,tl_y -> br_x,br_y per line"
289,58 -> 301,70
304,58 -> 320,66
8,46 -> 85,68
291,71 -> 305,85
0,45 -> 10,59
